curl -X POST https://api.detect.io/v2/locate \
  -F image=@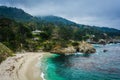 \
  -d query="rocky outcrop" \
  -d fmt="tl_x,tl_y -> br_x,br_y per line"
51,41 -> 96,55
77,41 -> 96,53
98,39 -> 106,45
51,46 -> 76,55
